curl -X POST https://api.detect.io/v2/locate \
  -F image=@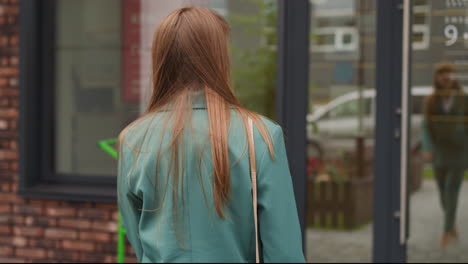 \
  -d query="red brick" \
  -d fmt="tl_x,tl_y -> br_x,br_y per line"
0,236 -> 13,245
11,237 -> 27,247
0,78 -> 7,86
0,183 -> 11,192
15,248 -> 47,259
28,239 -> 59,249
13,226 -> 43,237
0,108 -> 17,118
9,119 -> 16,130
9,76 -> 18,87
0,193 -> 22,203
58,219 -> 91,230
111,211 -> 119,221
91,221 -> 118,232
0,246 -> 13,256
0,258 -> 25,263
79,253 -> 107,263
79,231 -> 111,243
78,208 -> 110,219
28,200 -> 44,206
9,56 -> 17,66
62,240 -> 95,252
43,201 -> 60,207
0,225 -> 11,235
0,119 -> 8,130
0,204 -> 11,213
0,88 -> 18,97
0,150 -> 16,160
0,139 -> 9,148
0,98 -> 8,107
9,162 -> 18,172
0,161 -> 9,170
105,255 -> 117,263
126,244 -> 136,255
95,243 -> 117,254
44,228 -> 77,240
95,204 -> 117,210
46,250 -> 80,262
59,201 -> 93,208
12,216 -> 24,225
127,256 -> 139,263
9,36 -> 18,46
13,204 -> 43,215
0,215 -> 12,225
45,207 -> 76,217
0,37 -> 7,47
24,216 -> 56,227
0,67 -> 17,77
